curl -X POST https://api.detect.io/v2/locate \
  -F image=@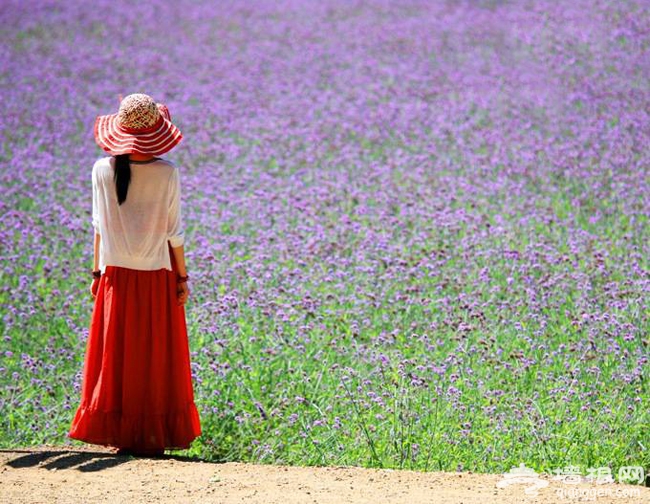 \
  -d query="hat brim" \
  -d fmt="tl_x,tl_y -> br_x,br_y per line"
94,113 -> 183,156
